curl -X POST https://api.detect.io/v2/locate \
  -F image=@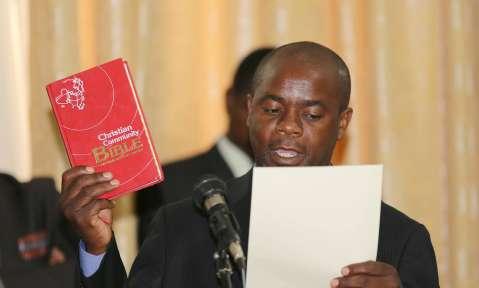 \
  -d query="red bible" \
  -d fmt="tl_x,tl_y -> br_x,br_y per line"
46,58 -> 163,199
